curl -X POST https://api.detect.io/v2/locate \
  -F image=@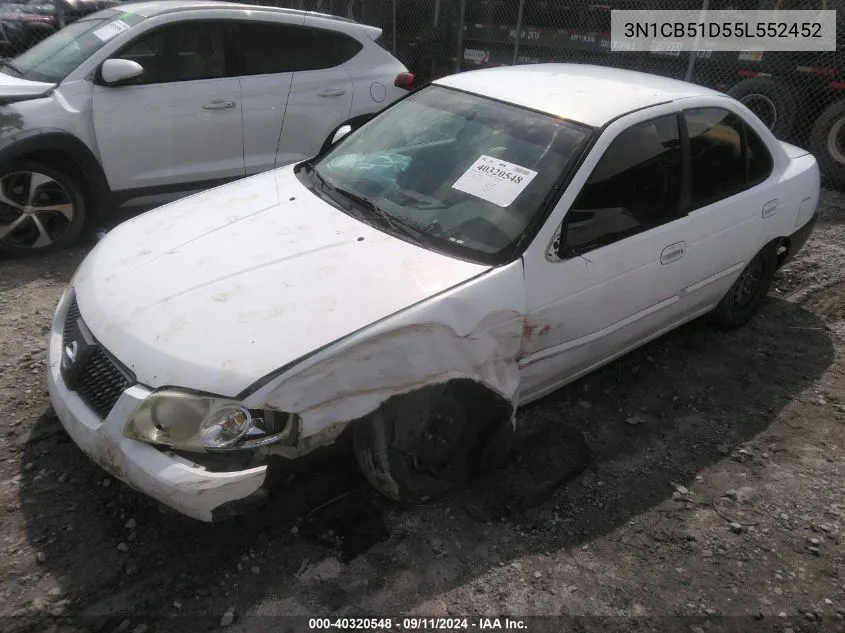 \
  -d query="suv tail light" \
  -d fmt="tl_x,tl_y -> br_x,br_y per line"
394,72 -> 414,91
